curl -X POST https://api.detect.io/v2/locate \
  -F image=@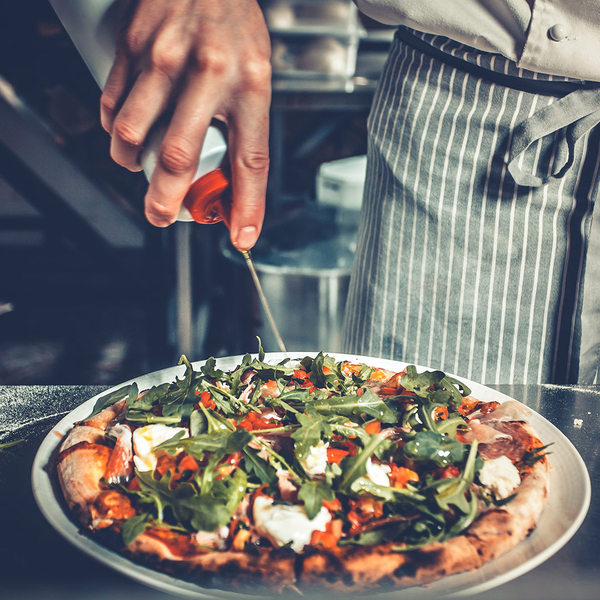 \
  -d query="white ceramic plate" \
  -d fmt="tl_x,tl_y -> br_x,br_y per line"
32,353 -> 591,599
